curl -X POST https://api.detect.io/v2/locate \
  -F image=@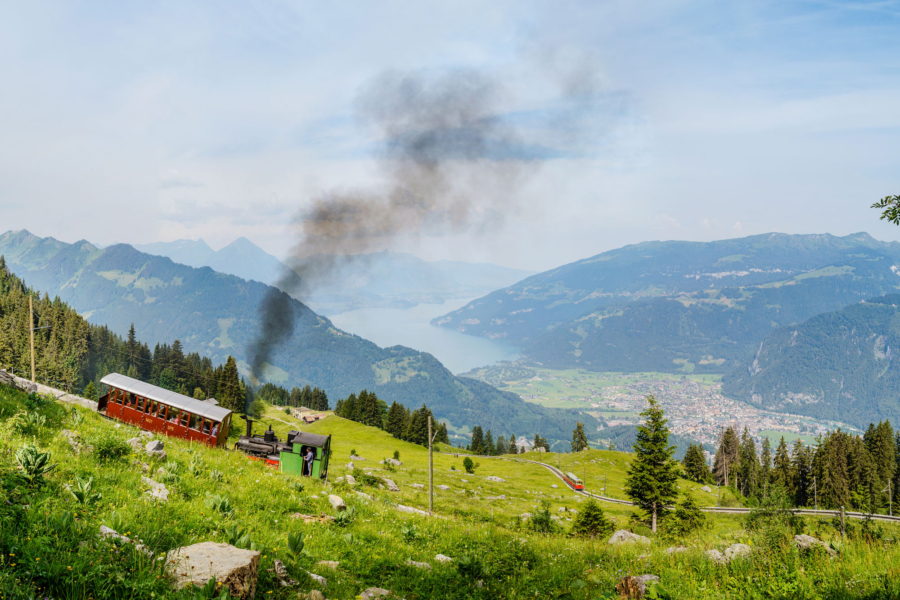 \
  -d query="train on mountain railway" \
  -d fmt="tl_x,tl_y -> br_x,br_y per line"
562,471 -> 584,490
96,373 -> 331,479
